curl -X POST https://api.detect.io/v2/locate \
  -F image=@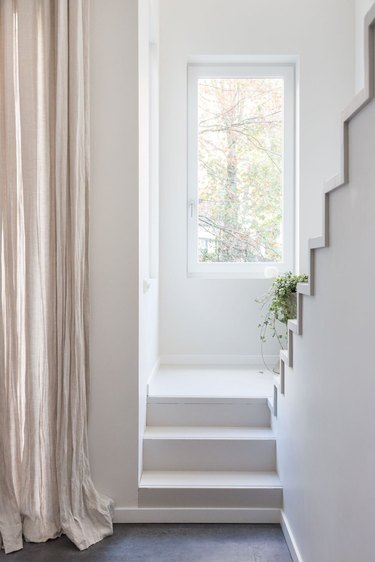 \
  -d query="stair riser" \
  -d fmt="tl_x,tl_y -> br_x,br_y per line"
146,402 -> 271,427
138,487 -> 282,508
143,439 -> 276,471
